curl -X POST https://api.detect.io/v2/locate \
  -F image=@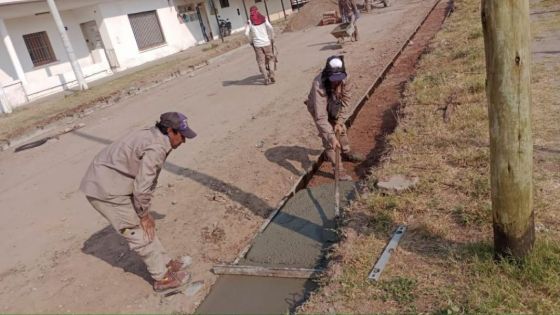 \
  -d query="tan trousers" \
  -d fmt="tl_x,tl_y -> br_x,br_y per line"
254,45 -> 275,80
319,122 -> 351,171
86,196 -> 170,281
